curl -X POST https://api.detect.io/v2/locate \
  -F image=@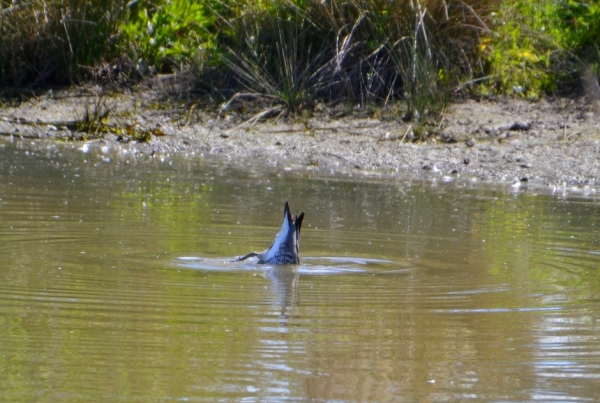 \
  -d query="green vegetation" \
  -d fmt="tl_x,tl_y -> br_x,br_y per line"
121,0 -> 216,72
0,0 -> 126,86
1,0 -> 599,118
481,0 -> 600,98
